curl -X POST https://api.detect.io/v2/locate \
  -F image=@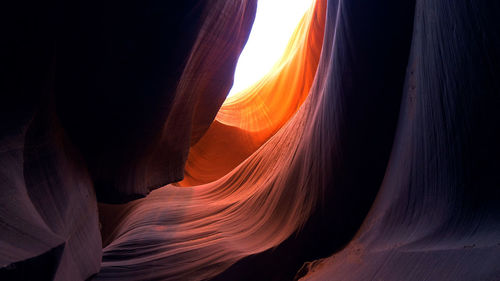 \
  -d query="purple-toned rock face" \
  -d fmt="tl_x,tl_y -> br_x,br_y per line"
1,0 -> 500,280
